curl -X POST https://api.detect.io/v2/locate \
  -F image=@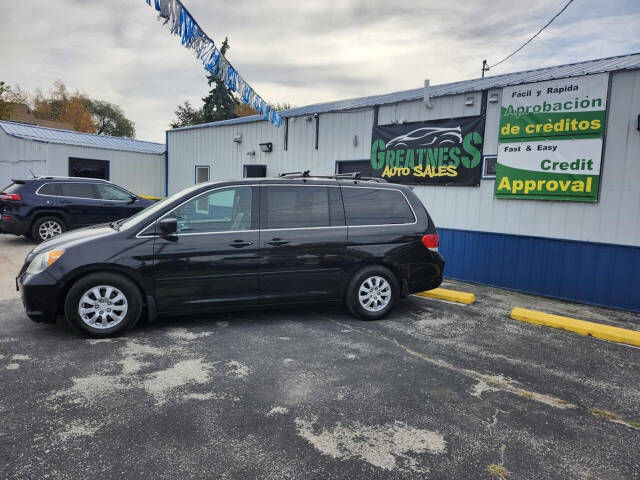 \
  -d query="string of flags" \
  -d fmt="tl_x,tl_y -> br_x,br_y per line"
143,0 -> 283,127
